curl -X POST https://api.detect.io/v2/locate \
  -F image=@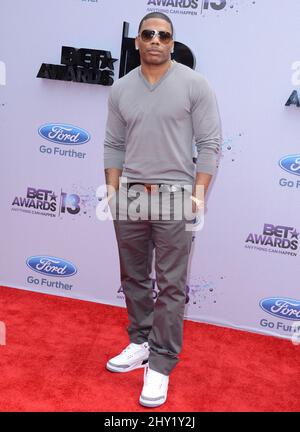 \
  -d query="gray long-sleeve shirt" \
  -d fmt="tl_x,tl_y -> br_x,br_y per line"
103,61 -> 222,185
